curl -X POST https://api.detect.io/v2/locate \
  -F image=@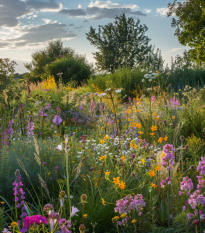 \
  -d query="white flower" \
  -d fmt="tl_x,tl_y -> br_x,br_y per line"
149,78 -> 152,82
71,206 -> 80,217
115,89 -> 121,93
56,143 -> 63,150
168,181 -> 171,185
144,74 -> 149,78
98,93 -> 106,97
147,88 -> 151,91
2,229 -> 11,233
149,71 -> 152,73
141,79 -> 145,82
